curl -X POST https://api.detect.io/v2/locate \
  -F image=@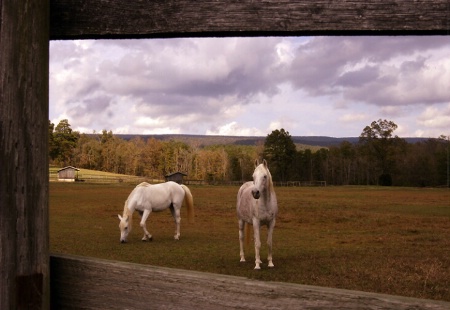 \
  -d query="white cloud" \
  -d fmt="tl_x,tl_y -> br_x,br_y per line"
142,127 -> 181,135
418,104 -> 450,130
135,117 -> 164,127
206,122 -> 264,136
